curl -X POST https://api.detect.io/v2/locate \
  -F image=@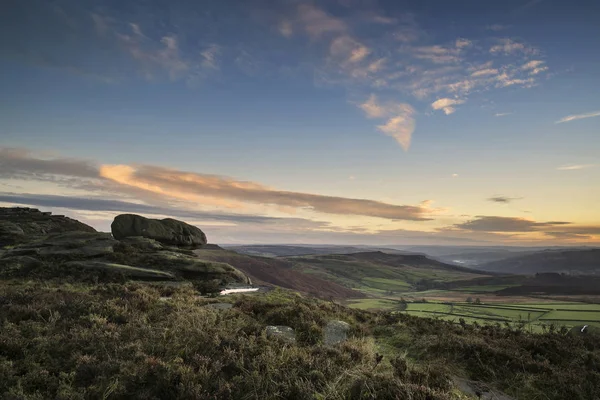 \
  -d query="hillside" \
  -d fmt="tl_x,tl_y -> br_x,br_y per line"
479,249 -> 600,275
286,251 -> 489,295
225,244 -> 414,258
2,281 -> 599,399
195,248 -> 365,299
